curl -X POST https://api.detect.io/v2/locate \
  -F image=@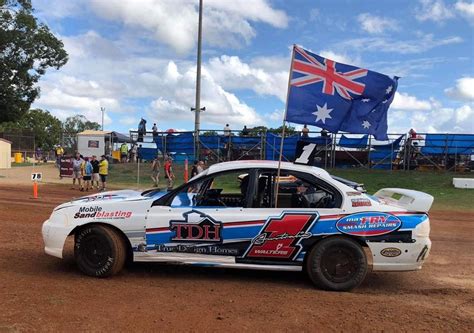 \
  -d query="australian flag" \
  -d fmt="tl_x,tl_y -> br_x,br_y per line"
286,45 -> 398,140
